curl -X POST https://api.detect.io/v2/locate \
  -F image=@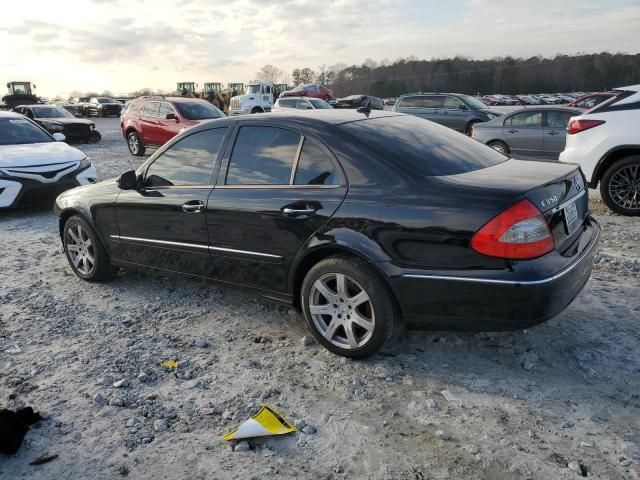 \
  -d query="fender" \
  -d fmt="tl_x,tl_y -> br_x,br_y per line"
591,144 -> 640,187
